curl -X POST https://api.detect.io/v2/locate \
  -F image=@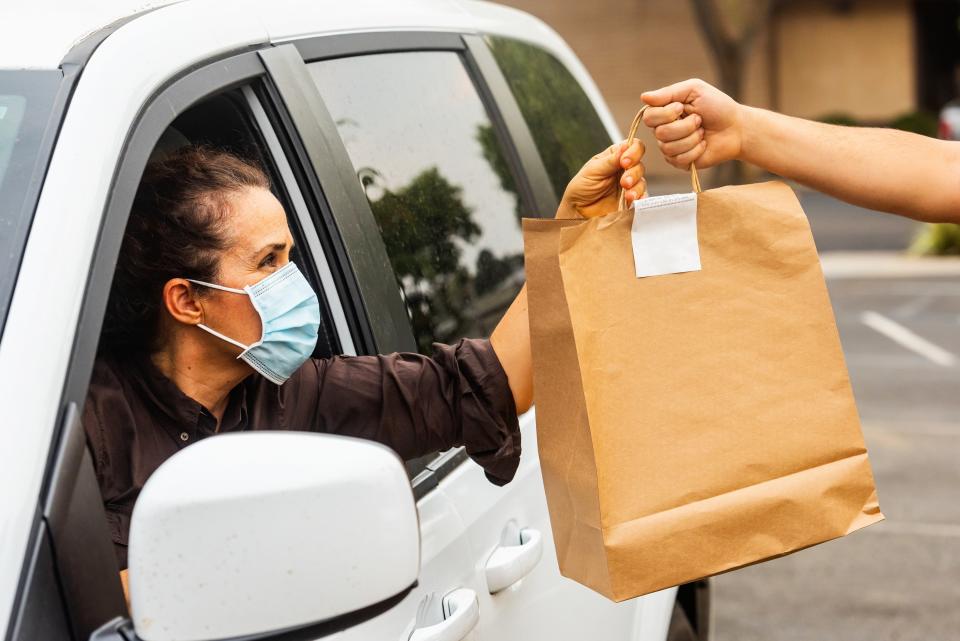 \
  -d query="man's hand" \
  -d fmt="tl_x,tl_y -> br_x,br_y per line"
641,79 -> 743,170
557,138 -> 645,219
